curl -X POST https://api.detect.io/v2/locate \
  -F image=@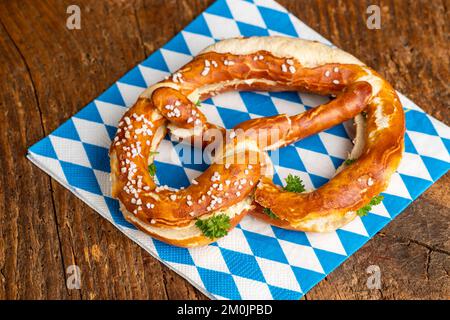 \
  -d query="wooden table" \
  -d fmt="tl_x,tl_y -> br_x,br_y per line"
0,0 -> 448,300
